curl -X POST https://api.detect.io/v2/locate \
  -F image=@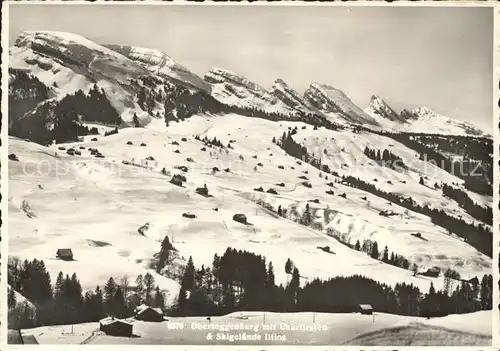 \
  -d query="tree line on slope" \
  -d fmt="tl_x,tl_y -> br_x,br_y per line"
7,258 -> 165,330
441,183 -> 492,225
175,249 -> 492,318
342,175 -> 492,257
402,133 -> 492,165
369,130 -> 492,196
134,76 -> 344,132
9,84 -> 121,145
273,130 -> 492,258
363,147 -> 407,170
265,200 -> 469,285
266,201 -> 414,273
